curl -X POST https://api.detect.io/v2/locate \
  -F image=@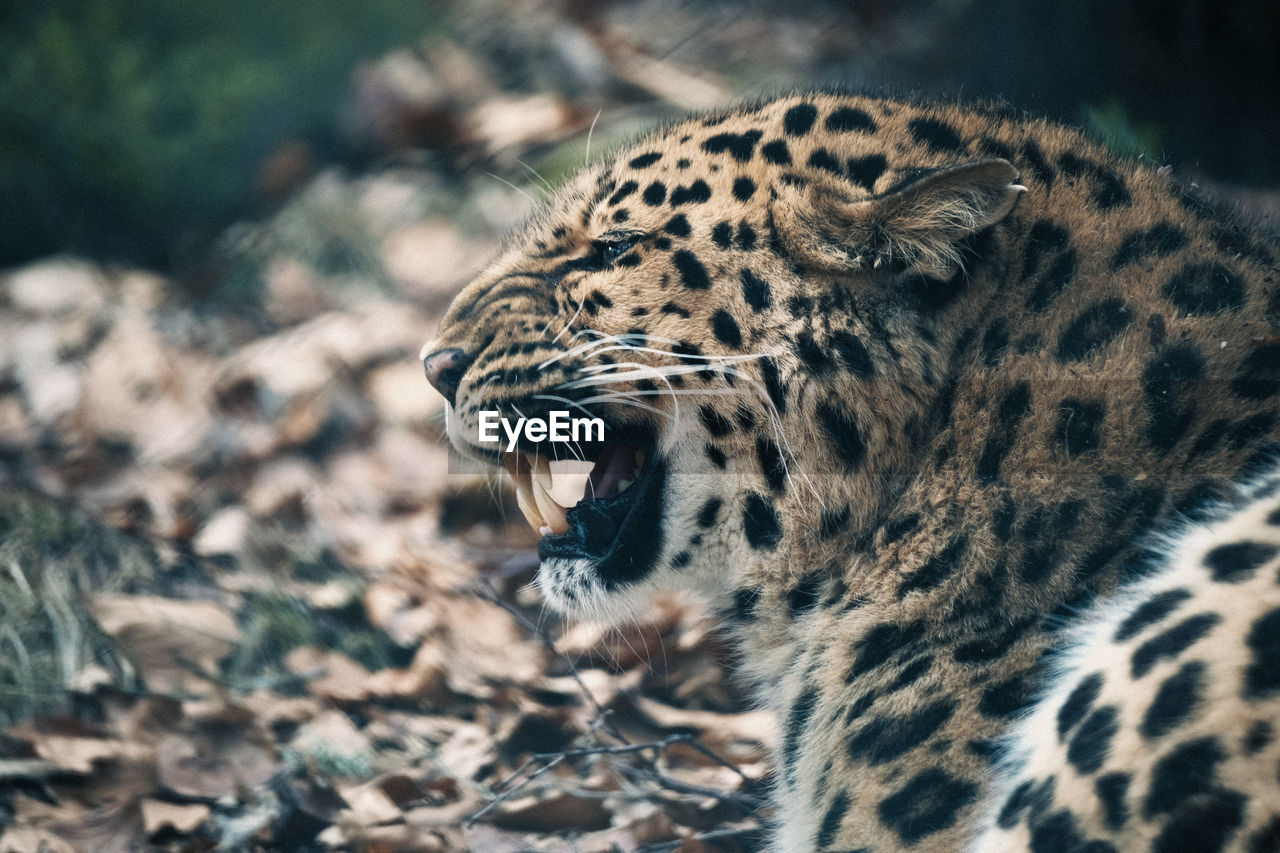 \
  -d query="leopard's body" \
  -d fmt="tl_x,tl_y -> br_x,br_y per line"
423,92 -> 1280,851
